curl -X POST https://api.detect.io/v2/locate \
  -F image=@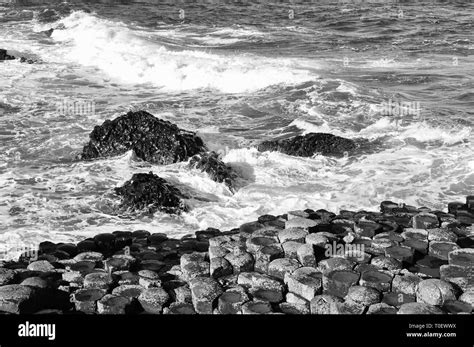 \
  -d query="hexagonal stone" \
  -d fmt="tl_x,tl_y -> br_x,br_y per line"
428,228 -> 458,242
278,228 -> 308,243
331,301 -> 366,314
246,236 -> 278,254
370,256 -> 402,271
138,287 -> 170,314
104,256 -> 132,272
305,233 -> 329,246
297,244 -> 316,267
392,272 -> 422,296
189,277 -> 223,314
182,261 -> 210,281
180,252 -> 207,268
209,235 -> 232,248
360,270 -> 393,292
118,272 -> 139,285
139,260 -> 166,272
225,250 -> 254,274
138,270 -> 161,288
448,248 -> 474,268
254,244 -> 284,274
97,294 -> 131,314
429,241 -> 459,260
210,257 -> 233,278
208,246 -> 229,260
172,284 -> 192,304
414,255 -> 447,278
83,272 -> 113,290
267,258 -> 301,280
440,265 -> 474,292
249,287 -> 283,303
21,277 -> 48,289
385,246 -> 414,264
0,268 -> 15,285
0,285 -> 37,314
346,286 -> 381,306
282,241 -> 302,259
74,252 -> 104,263
27,260 -> 55,272
279,302 -> 310,315
401,239 -> 428,255
285,217 -> 319,232
367,303 -> 398,314
412,213 -> 439,229
71,288 -> 106,314
416,279 -> 456,306
398,302 -> 443,314
112,284 -> 145,300
218,290 -> 248,314
317,257 -> 355,274
401,228 -> 428,241
237,272 -> 283,292
323,270 -> 360,298
164,302 -> 196,314
284,267 -> 322,301
241,301 -> 272,314
310,294 -> 343,314
67,260 -> 96,274
443,300 -> 472,314
459,290 -> 474,307
355,220 -> 382,237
